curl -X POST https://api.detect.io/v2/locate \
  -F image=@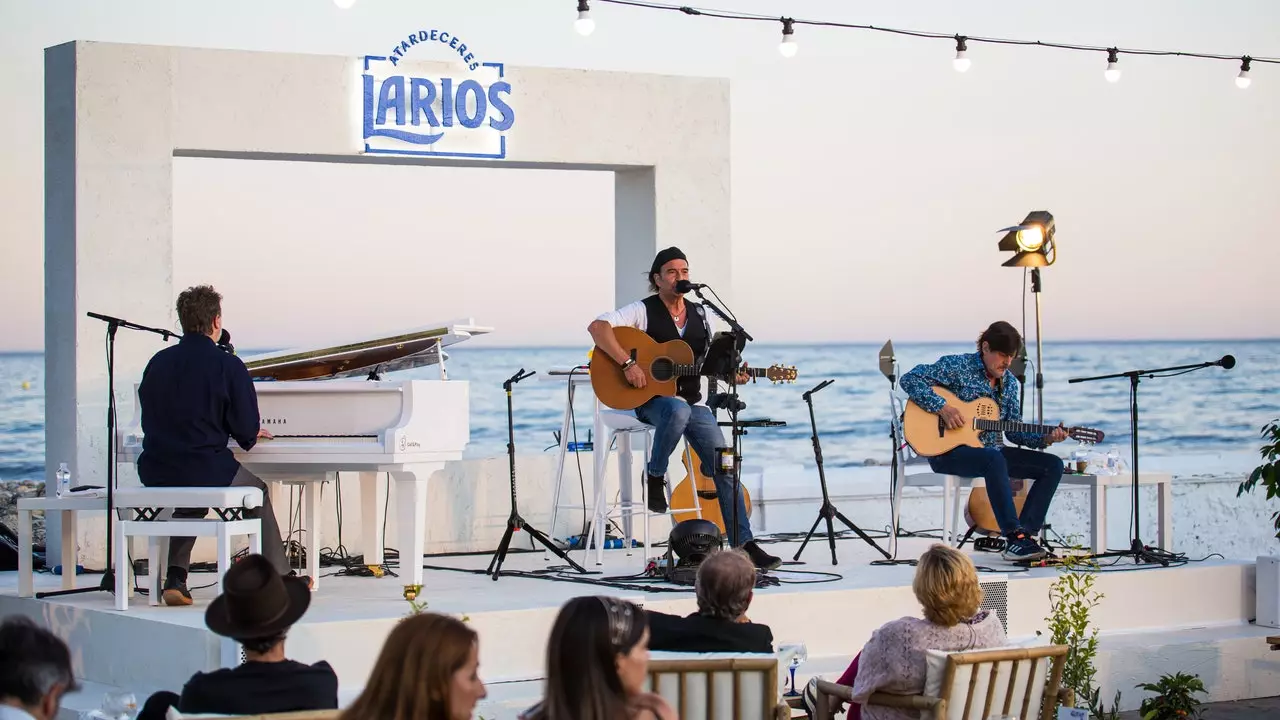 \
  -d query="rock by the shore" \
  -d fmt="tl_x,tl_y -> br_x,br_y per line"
1,481 -> 45,547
